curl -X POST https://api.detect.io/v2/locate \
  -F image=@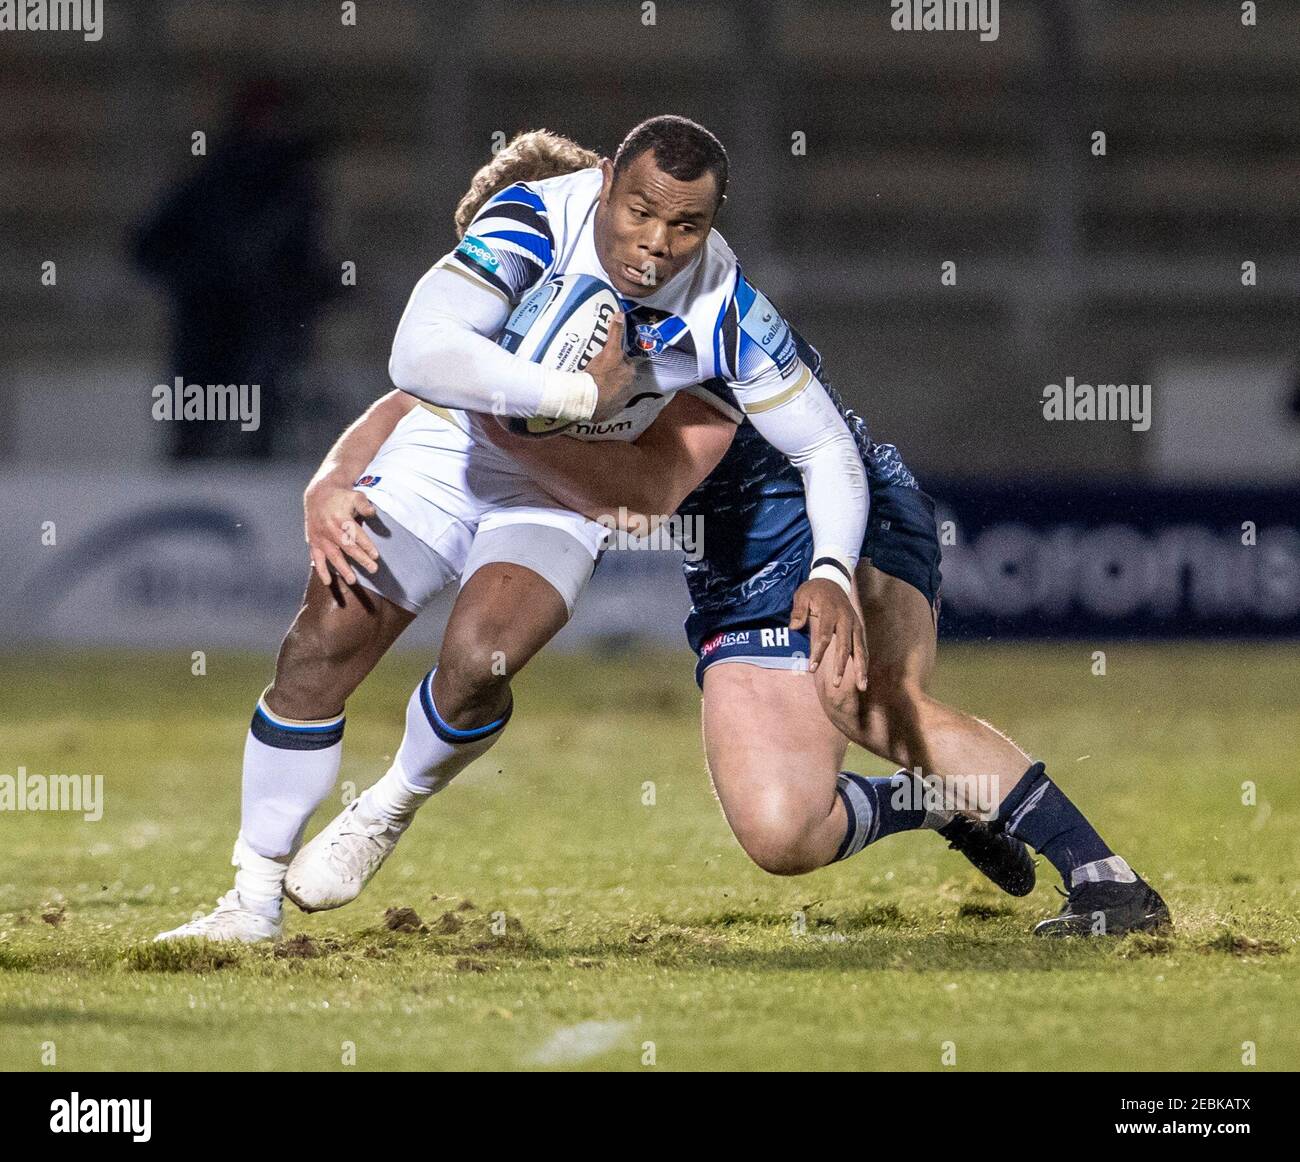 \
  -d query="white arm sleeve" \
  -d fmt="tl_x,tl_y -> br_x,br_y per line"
741,365 -> 868,579
724,276 -> 867,582
387,263 -> 597,422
